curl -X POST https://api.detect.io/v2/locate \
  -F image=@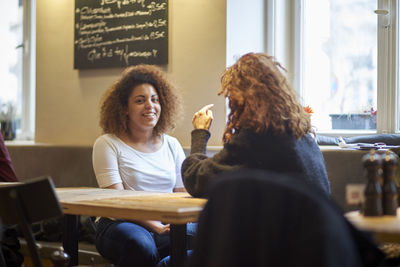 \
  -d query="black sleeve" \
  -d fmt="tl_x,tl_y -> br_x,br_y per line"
190,129 -> 211,154
182,130 -> 240,197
